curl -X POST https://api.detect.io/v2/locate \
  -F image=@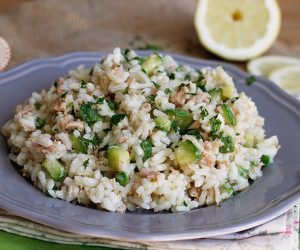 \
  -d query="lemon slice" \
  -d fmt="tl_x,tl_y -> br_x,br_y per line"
247,56 -> 300,77
194,0 -> 281,61
269,65 -> 300,95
